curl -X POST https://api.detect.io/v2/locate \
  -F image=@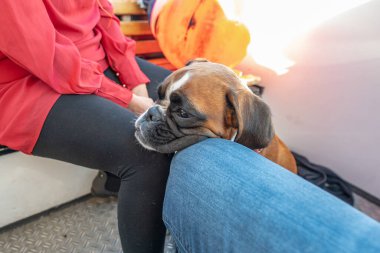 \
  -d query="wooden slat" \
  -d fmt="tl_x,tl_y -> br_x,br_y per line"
111,0 -> 146,15
135,40 -> 162,55
110,0 -> 176,70
120,21 -> 152,36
